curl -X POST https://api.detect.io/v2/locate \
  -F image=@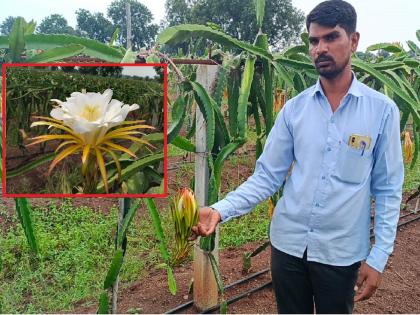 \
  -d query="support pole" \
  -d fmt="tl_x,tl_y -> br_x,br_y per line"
126,3 -> 132,50
111,198 -> 130,313
193,64 -> 219,311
